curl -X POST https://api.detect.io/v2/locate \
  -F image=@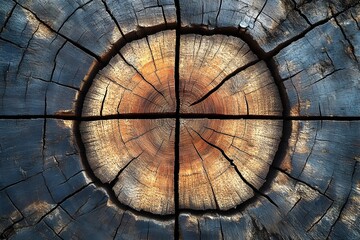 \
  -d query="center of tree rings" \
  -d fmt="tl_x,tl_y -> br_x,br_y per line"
79,30 -> 283,215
